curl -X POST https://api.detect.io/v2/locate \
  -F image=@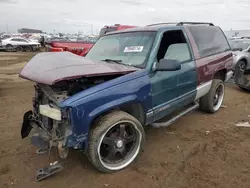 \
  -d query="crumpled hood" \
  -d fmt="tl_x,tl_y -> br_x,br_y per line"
19,52 -> 139,85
